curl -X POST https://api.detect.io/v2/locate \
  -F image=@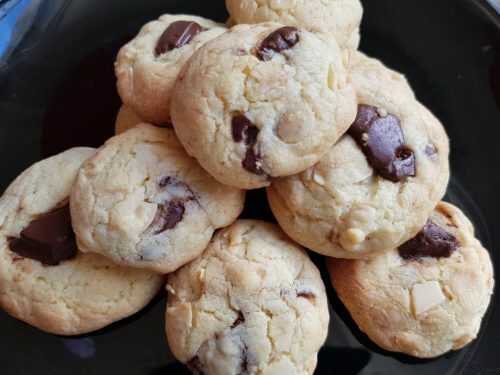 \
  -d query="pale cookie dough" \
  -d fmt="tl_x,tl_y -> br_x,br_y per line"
115,14 -> 227,125
171,23 -> 357,189
0,148 -> 163,335
166,220 -> 330,374
225,0 -> 363,50
328,202 -> 494,358
114,105 -> 172,135
115,105 -> 144,134
268,52 -> 450,258
71,124 -> 245,274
